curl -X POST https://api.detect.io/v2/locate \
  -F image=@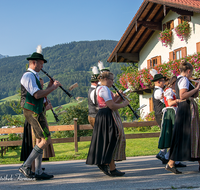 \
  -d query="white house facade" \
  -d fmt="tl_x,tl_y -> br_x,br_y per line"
139,11 -> 200,117
108,0 -> 200,118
